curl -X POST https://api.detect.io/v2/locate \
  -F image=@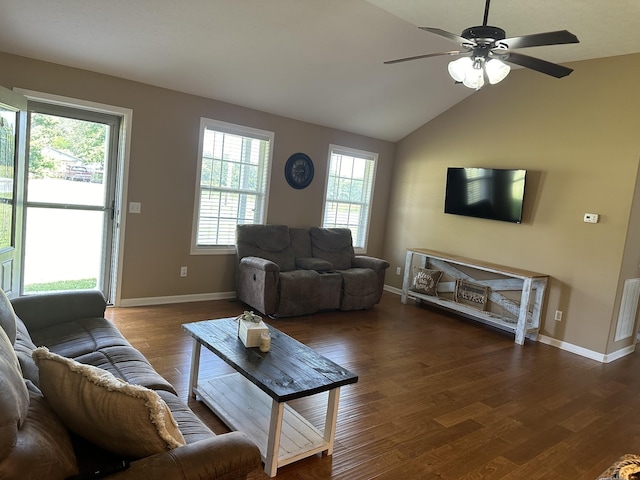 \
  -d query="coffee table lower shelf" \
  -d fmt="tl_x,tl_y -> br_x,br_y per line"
195,372 -> 334,476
